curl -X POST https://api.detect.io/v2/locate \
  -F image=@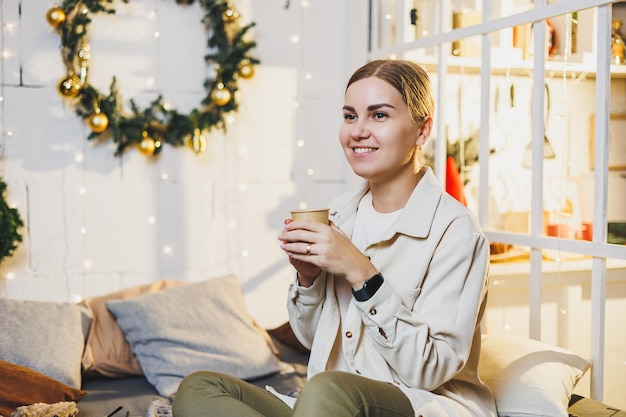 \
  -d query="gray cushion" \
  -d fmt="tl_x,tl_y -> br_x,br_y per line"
0,298 -> 92,388
106,274 -> 287,398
